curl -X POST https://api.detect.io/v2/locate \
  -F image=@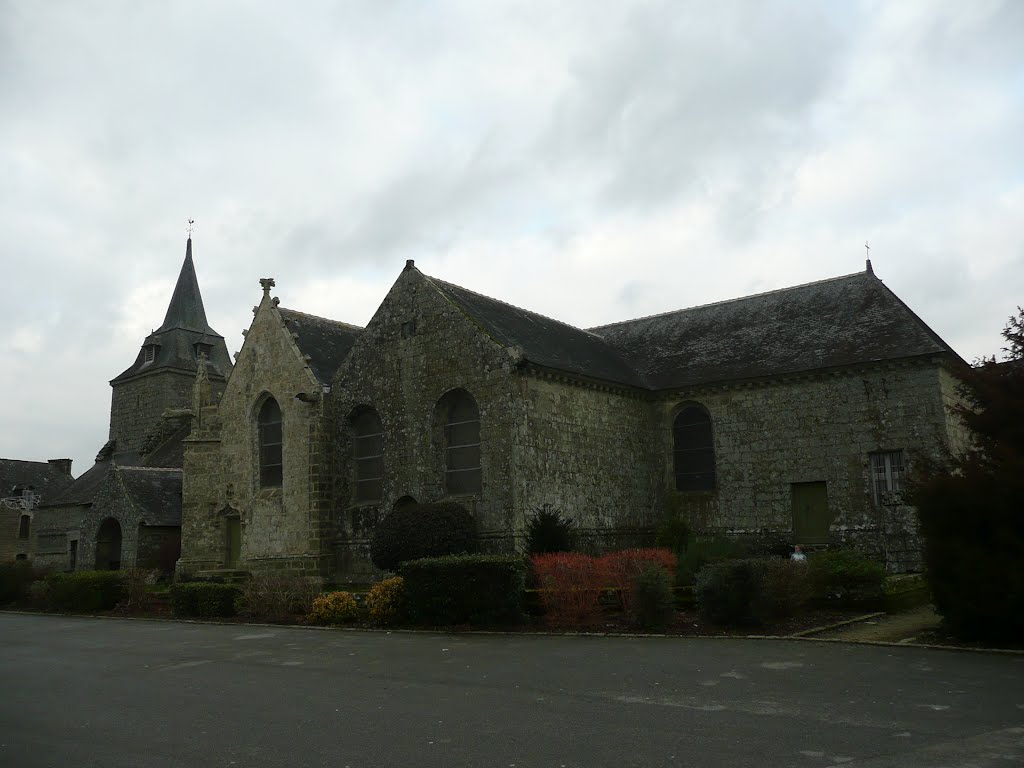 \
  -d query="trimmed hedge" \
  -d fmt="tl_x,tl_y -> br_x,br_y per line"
0,561 -> 34,605
401,554 -> 526,626
45,571 -> 126,612
696,558 -> 809,626
169,582 -> 239,618
370,502 -> 477,572
807,549 -> 886,607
